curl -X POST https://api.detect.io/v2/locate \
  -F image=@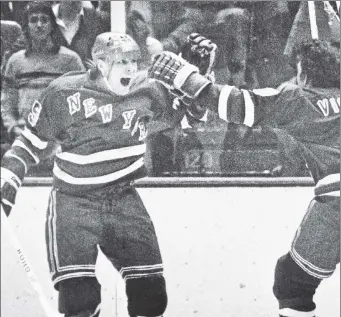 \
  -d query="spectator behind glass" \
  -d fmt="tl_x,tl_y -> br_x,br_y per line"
52,1 -> 110,65
129,1 -> 295,88
0,20 -> 24,158
126,10 -> 163,70
0,20 -> 24,80
0,1 -> 28,26
1,1 -> 85,139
